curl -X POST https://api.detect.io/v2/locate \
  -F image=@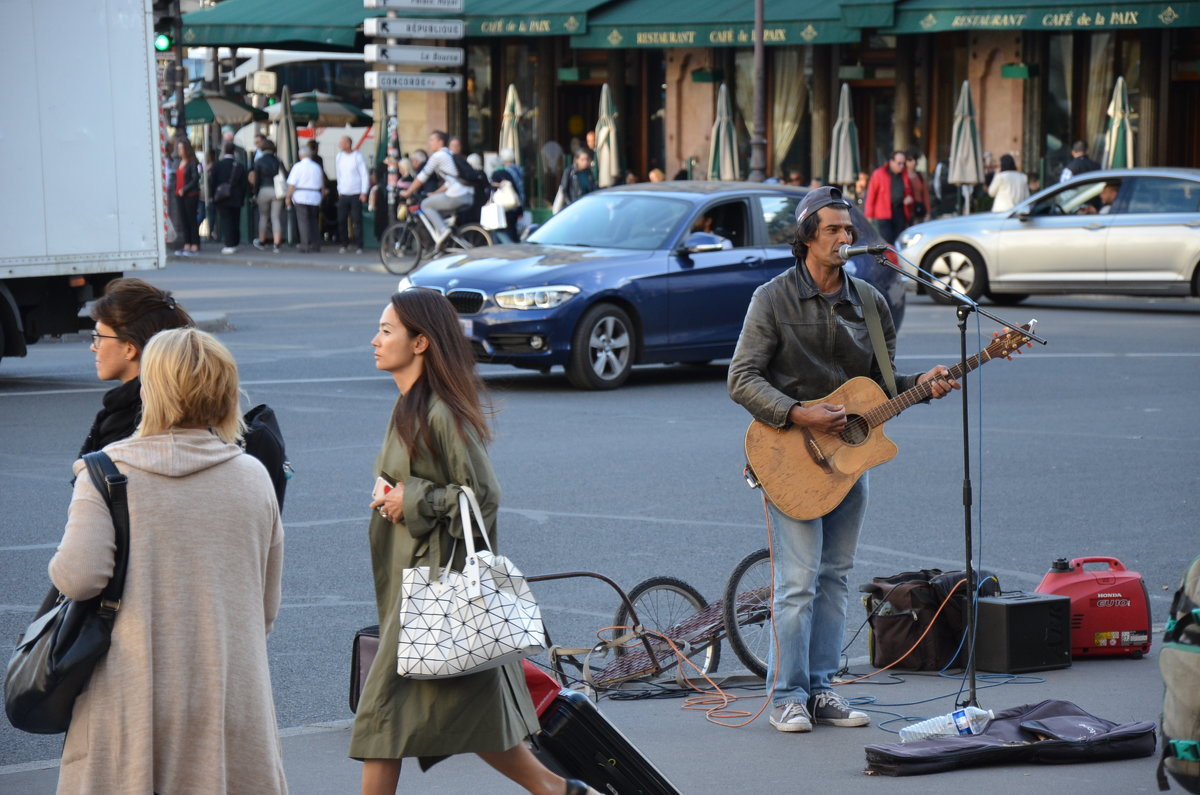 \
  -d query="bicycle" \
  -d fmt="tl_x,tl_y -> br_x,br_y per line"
378,195 -> 493,275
